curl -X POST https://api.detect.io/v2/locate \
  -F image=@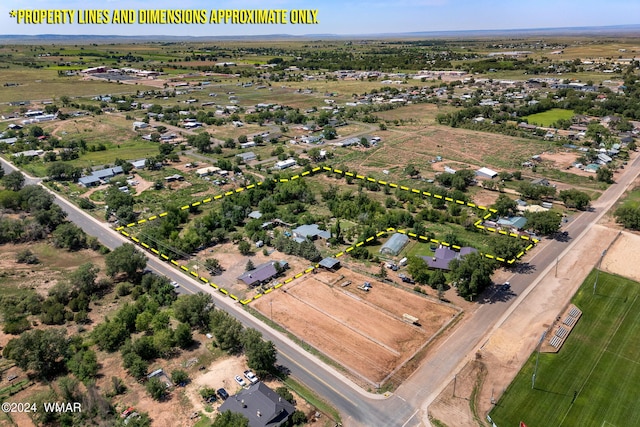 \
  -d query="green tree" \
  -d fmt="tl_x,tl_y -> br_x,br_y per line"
205,258 -> 223,274
174,323 -> 193,349
596,166 -> 614,184
378,263 -> 388,279
275,386 -> 295,404
322,126 -> 337,140
407,256 -> 430,285
52,223 -> 87,251
238,240 -> 252,255
91,319 -> 129,352
145,377 -> 167,401
211,411 -> 250,427
525,210 -> 562,236
67,348 -> 99,382
245,259 -> 255,271
210,310 -> 244,353
492,194 -> 518,217
105,243 -> 147,279
16,248 -> 39,264
559,189 -> 591,210
3,171 -> 25,191
172,292 -> 213,330
614,206 -> 640,230
429,269 -> 447,290
171,369 -> 189,386
449,252 -> 495,301
135,311 -> 153,333
3,328 -> 69,379
69,262 -> 100,294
